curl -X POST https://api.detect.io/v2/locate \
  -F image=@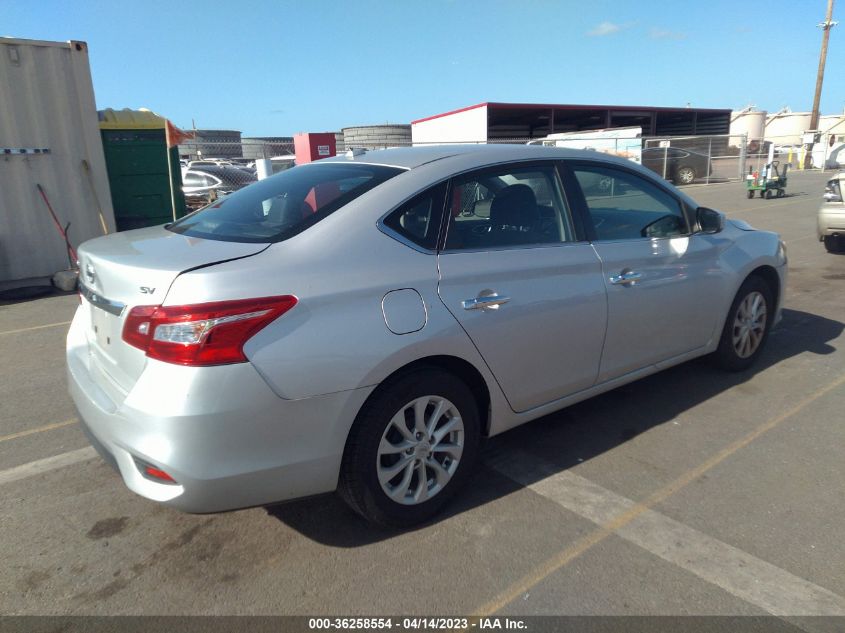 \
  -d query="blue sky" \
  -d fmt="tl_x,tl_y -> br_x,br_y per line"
3,0 -> 843,136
